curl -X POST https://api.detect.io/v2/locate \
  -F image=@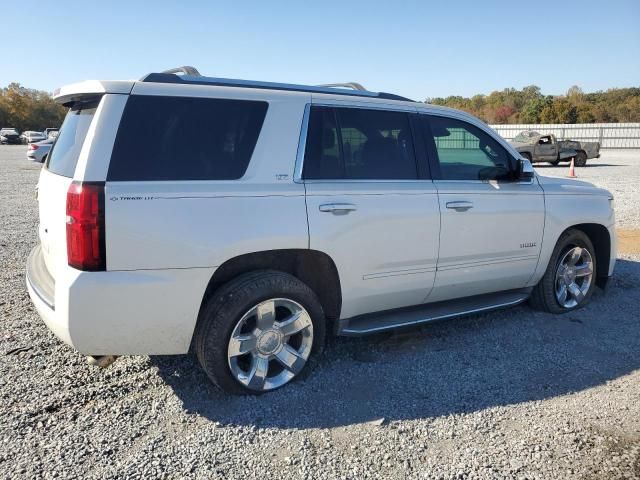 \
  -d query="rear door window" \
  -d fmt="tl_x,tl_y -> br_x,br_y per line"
107,96 -> 268,181
46,98 -> 101,177
303,106 -> 418,180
